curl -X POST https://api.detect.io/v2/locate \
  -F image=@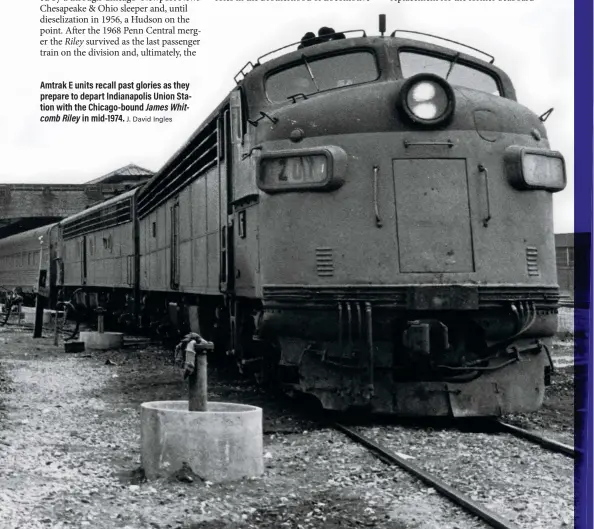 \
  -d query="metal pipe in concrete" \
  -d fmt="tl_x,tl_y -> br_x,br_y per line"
187,340 -> 208,412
